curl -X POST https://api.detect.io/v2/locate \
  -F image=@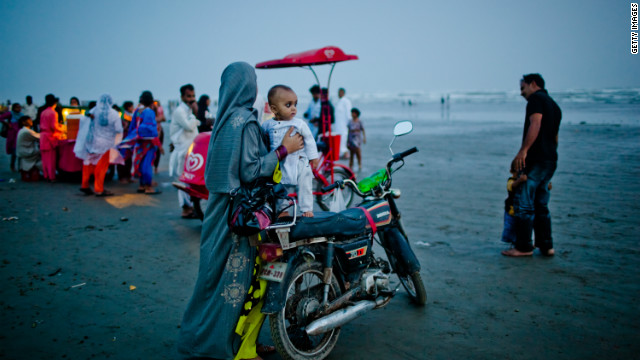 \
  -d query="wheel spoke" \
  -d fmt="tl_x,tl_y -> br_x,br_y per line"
272,264 -> 342,358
